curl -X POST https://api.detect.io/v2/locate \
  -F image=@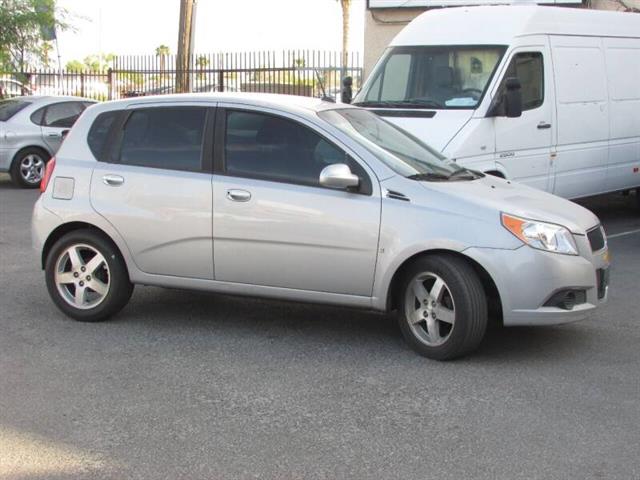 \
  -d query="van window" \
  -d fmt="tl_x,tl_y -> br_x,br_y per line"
224,110 -> 371,194
355,46 -> 506,109
499,52 -> 544,111
119,107 -> 206,172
